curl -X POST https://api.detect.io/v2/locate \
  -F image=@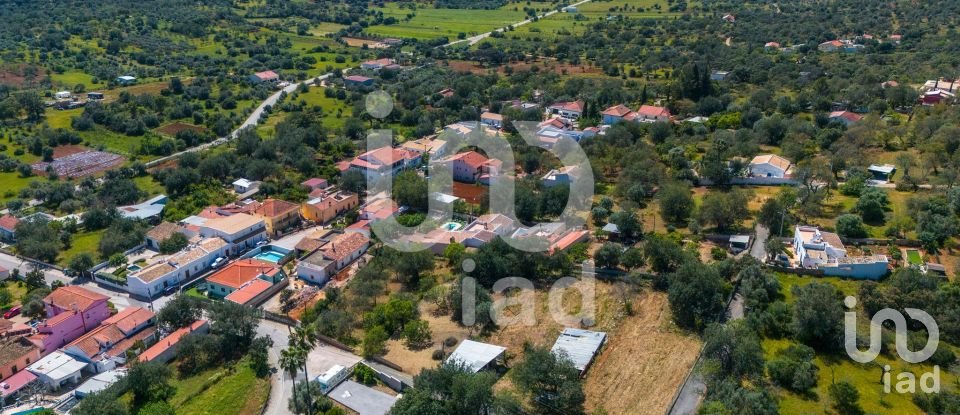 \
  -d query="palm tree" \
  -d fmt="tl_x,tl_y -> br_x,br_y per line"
289,324 -> 318,415
280,346 -> 306,414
